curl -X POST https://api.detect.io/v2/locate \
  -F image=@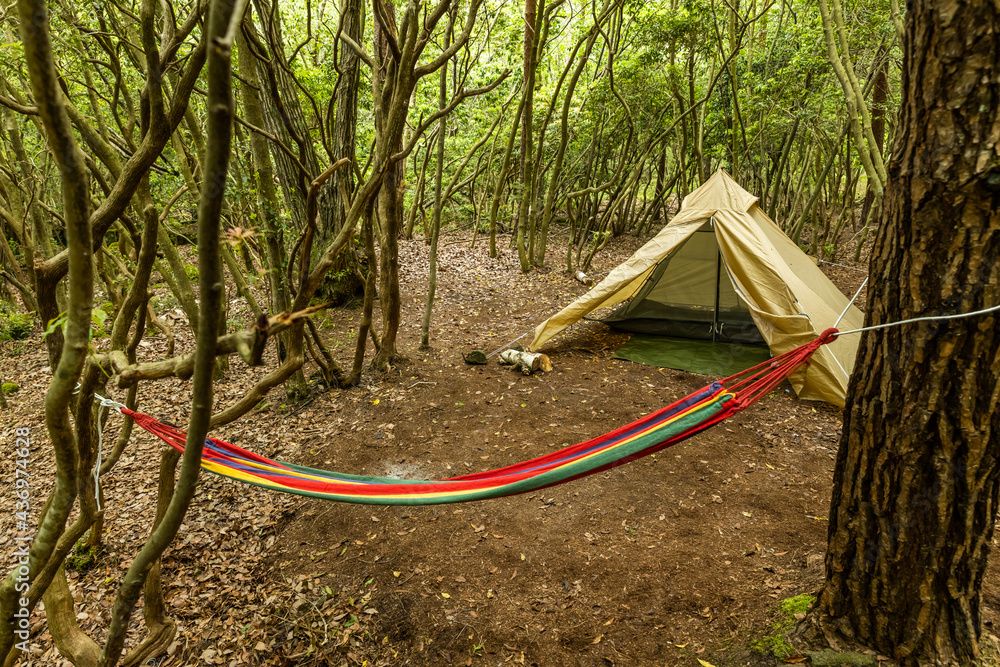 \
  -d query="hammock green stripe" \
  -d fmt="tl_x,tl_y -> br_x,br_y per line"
200,392 -> 733,505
